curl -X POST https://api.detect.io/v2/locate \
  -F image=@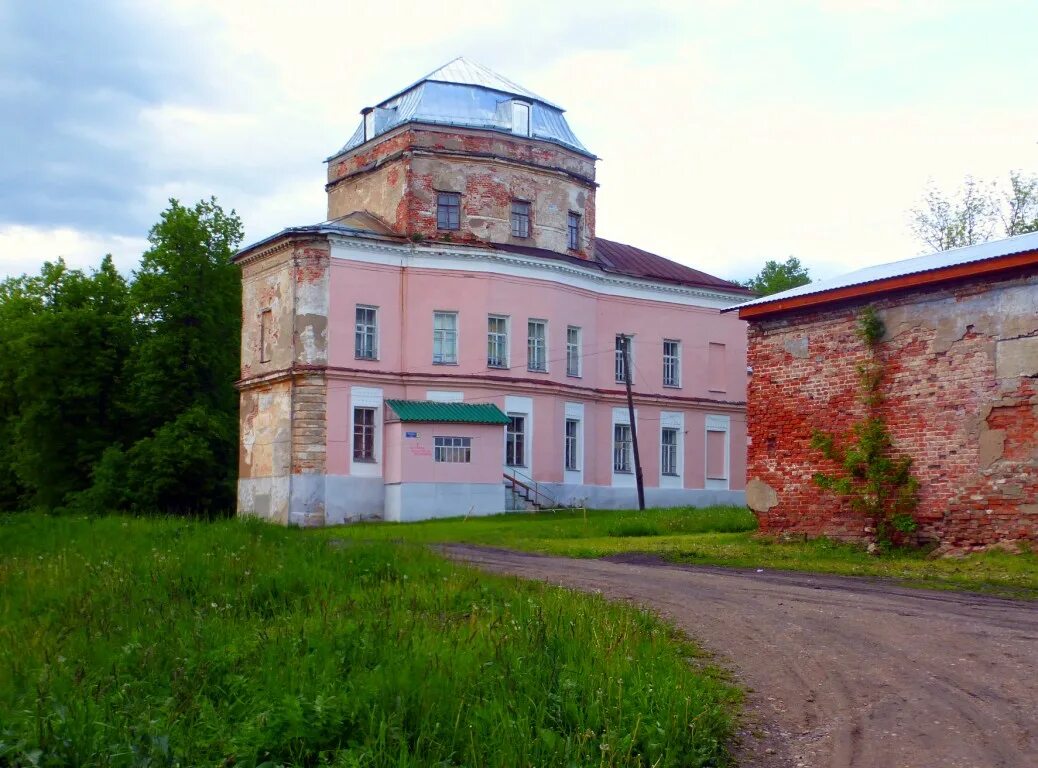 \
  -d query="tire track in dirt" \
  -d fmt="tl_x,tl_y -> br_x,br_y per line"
441,545 -> 1038,768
